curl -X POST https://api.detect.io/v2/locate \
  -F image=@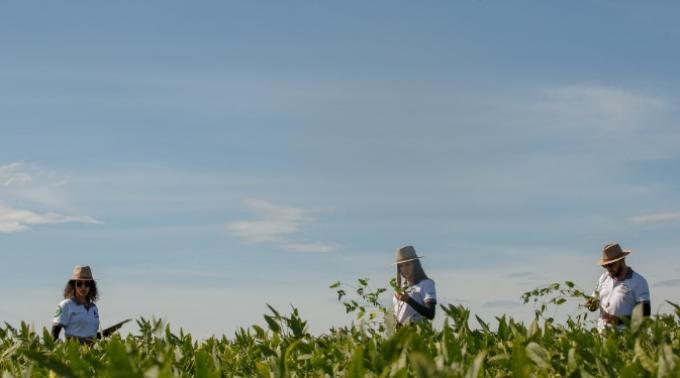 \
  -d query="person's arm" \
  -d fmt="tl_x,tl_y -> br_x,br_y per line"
636,278 -> 651,317
52,324 -> 63,340
642,300 -> 651,317
602,301 -> 651,324
405,297 -> 436,320
52,301 -> 70,341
